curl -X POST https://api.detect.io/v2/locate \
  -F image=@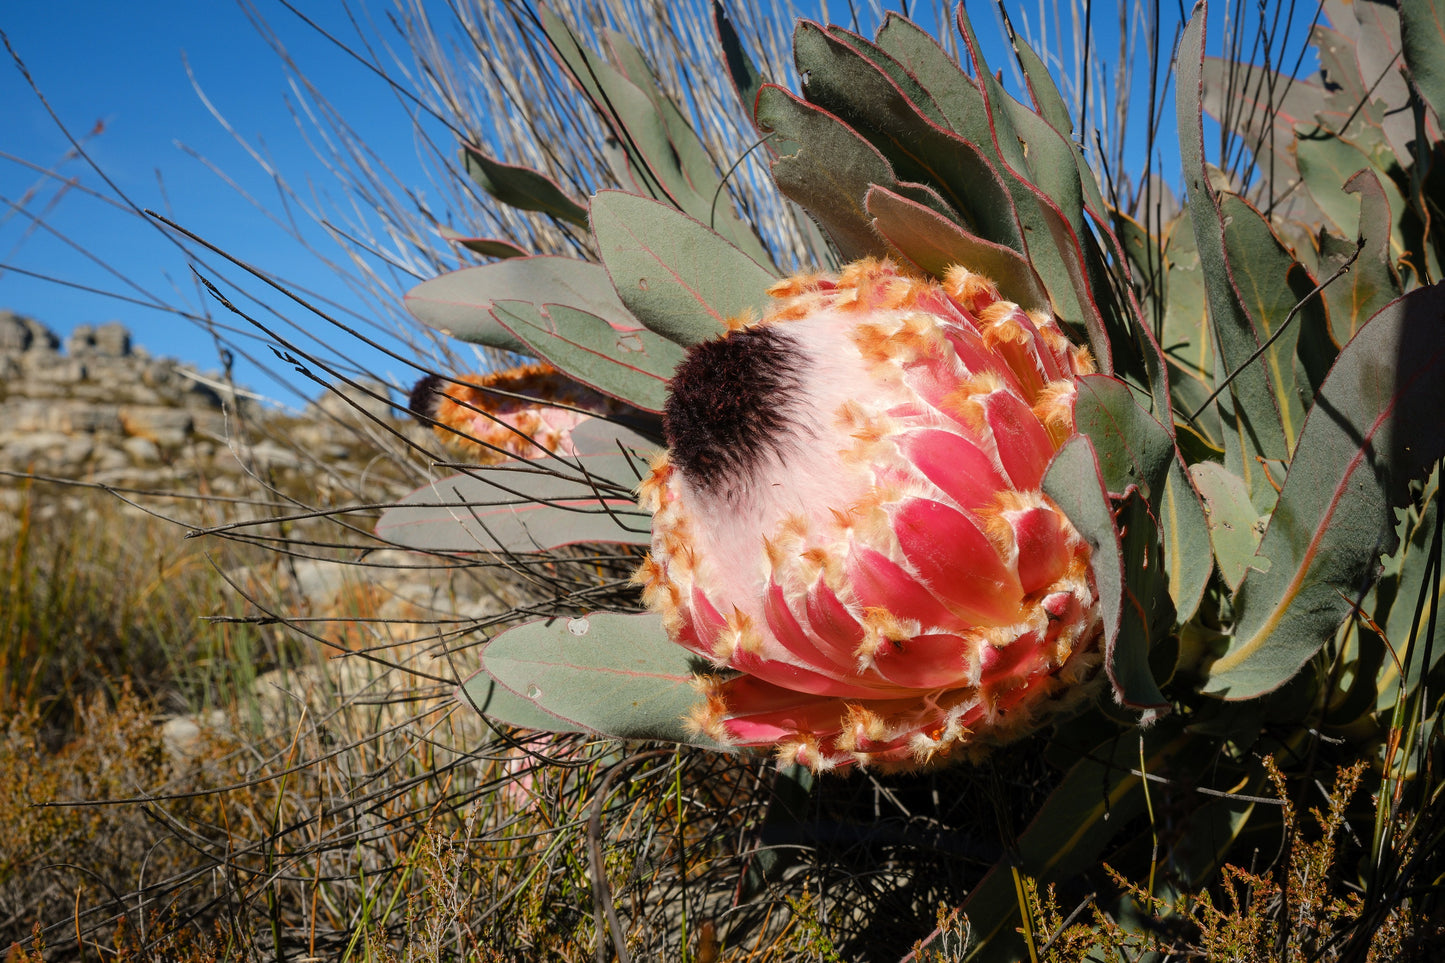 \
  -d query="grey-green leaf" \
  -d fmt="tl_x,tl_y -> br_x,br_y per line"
1400,0 -> 1445,126
756,83 -> 916,261
591,190 -> 776,346
1177,4 -> 1291,511
1042,435 -> 1130,703
864,186 -> 1049,312
405,257 -> 636,355
1071,374 -> 1175,502
455,237 -> 529,260
1206,284 -> 1445,699
1296,127 -> 1411,270
458,671 -> 588,733
953,7 -> 1117,372
874,14 -> 987,145
1199,57 -> 1324,189
1162,456 -> 1214,621
999,9 -> 1074,136
1161,211 -> 1220,442
1189,461 -> 1263,592
1219,193 -> 1325,452
1111,490 -> 1174,710
819,23 -> 950,129
1377,474 -> 1444,707
491,300 -> 683,413
792,23 -> 1023,252
1068,351 -> 1186,706
480,612 -> 729,748
540,8 -> 772,266
461,145 -> 589,226
1352,0 -> 1422,163
1320,170 -> 1401,345
713,0 -> 767,127
376,451 -> 654,553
